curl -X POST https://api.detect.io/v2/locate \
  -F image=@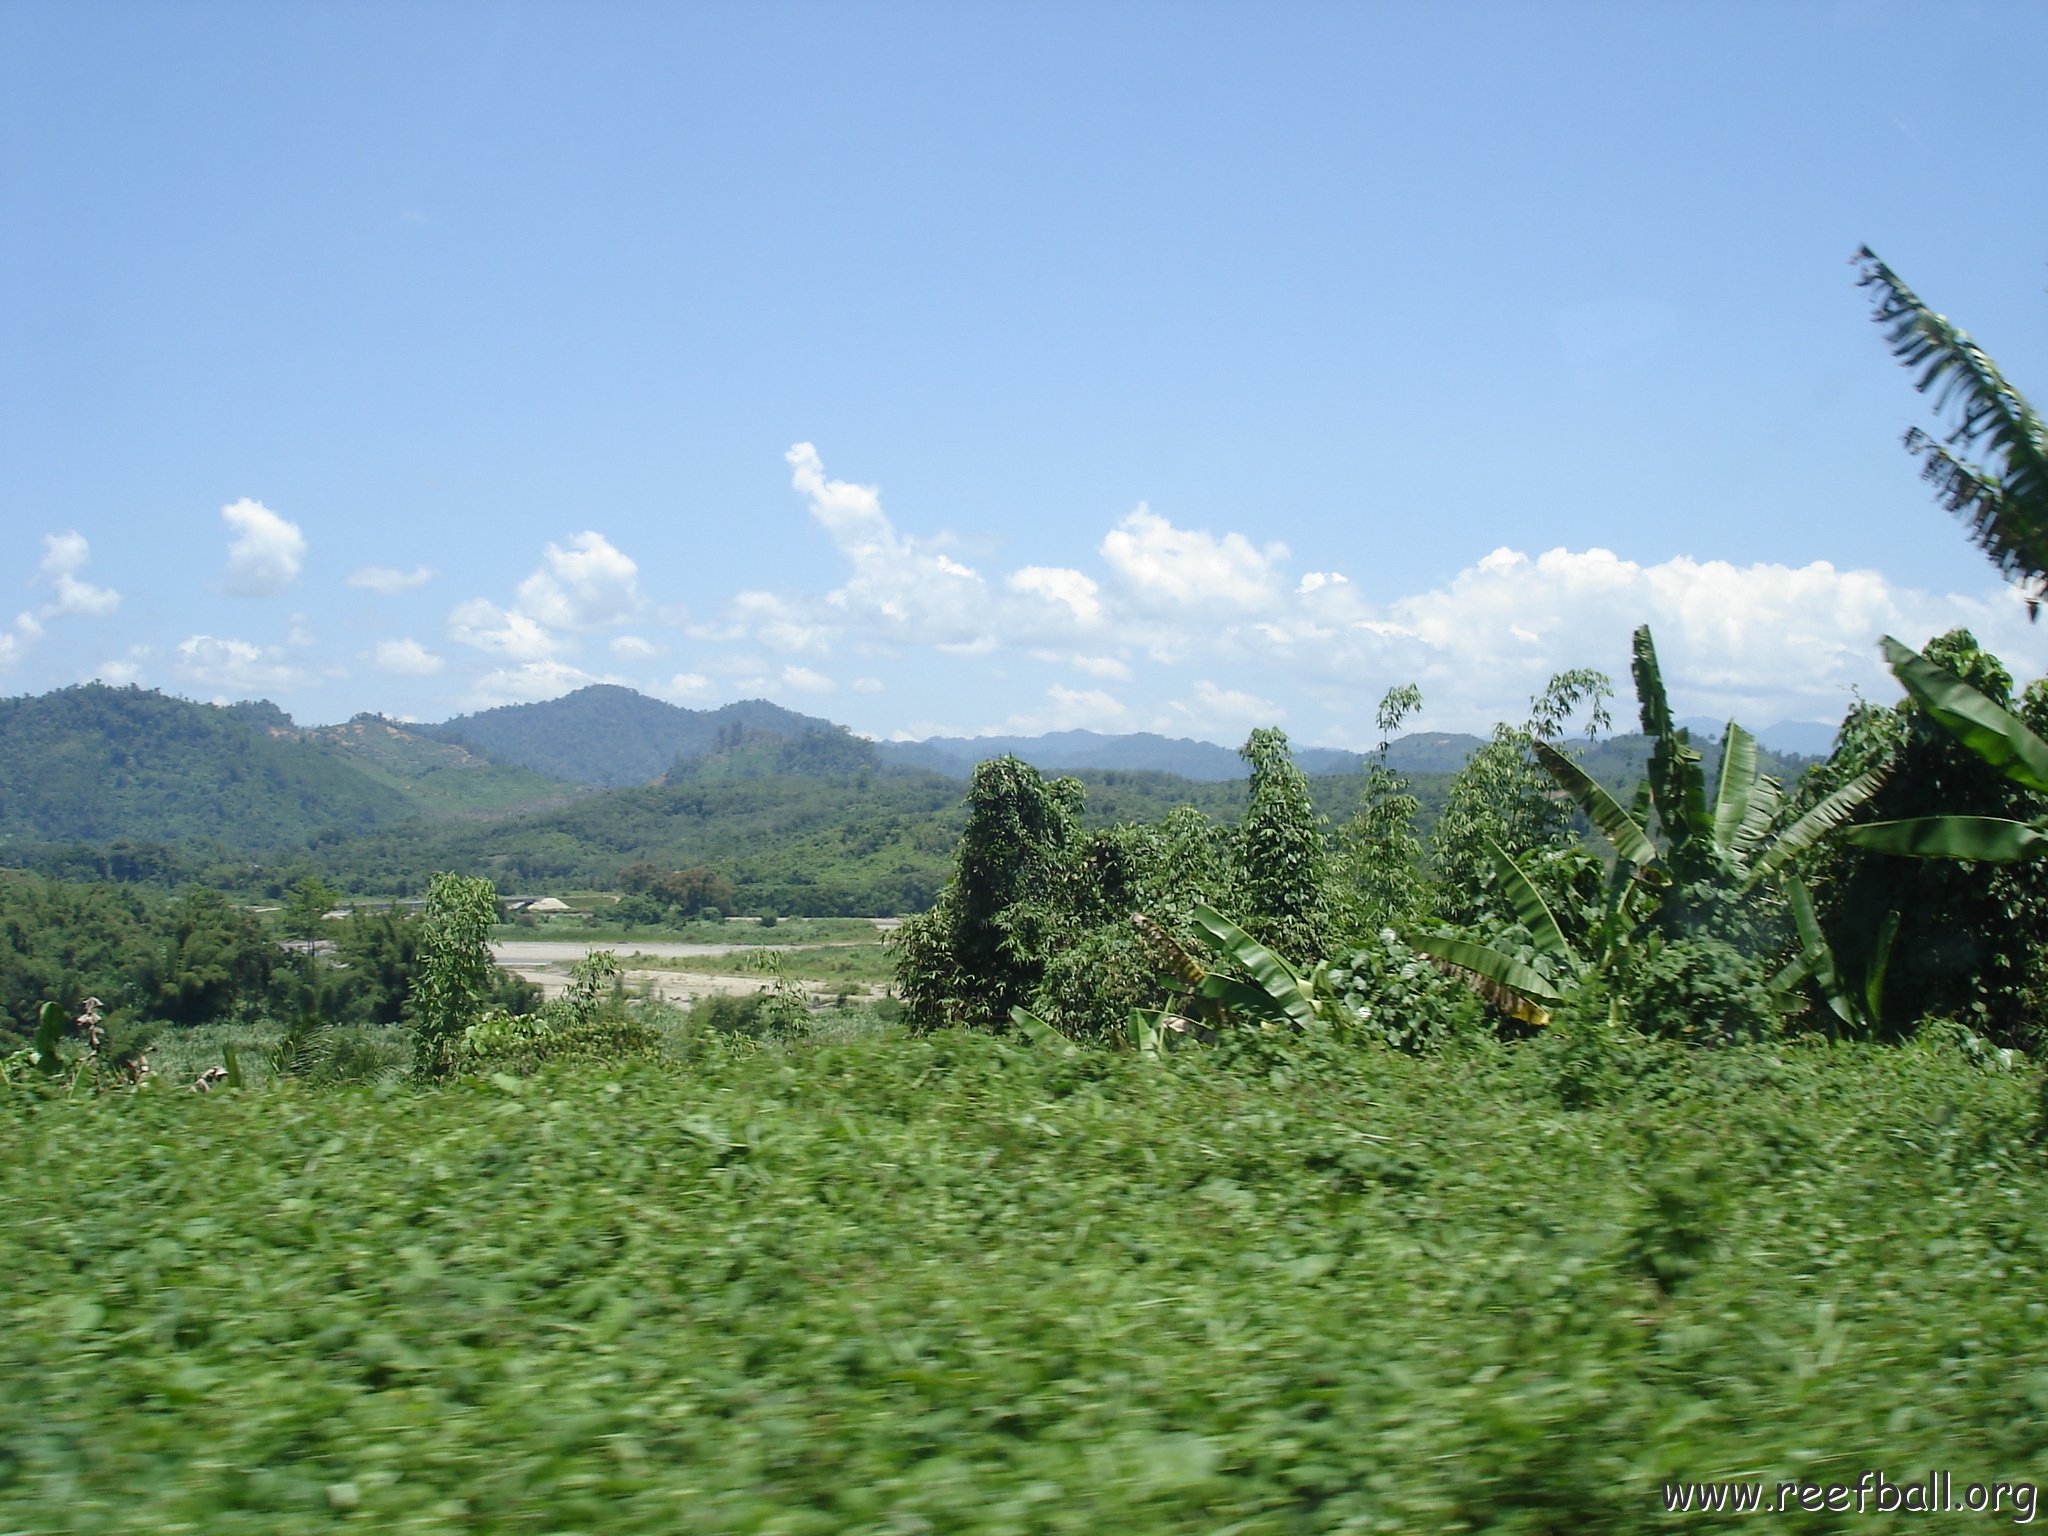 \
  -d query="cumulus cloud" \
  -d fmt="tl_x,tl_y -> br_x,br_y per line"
370,638 -> 444,675
176,635 -> 309,693
514,531 -> 643,630
783,442 -> 990,646
1100,504 -> 1286,610
777,665 -> 836,694
851,677 -> 884,693
36,532 -> 120,618
220,499 -> 306,596
348,564 -> 434,594
470,660 -> 621,707
660,672 -> 718,703
447,598 -> 561,661
1008,566 -> 1103,626
611,635 -> 658,658
447,531 -> 645,670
